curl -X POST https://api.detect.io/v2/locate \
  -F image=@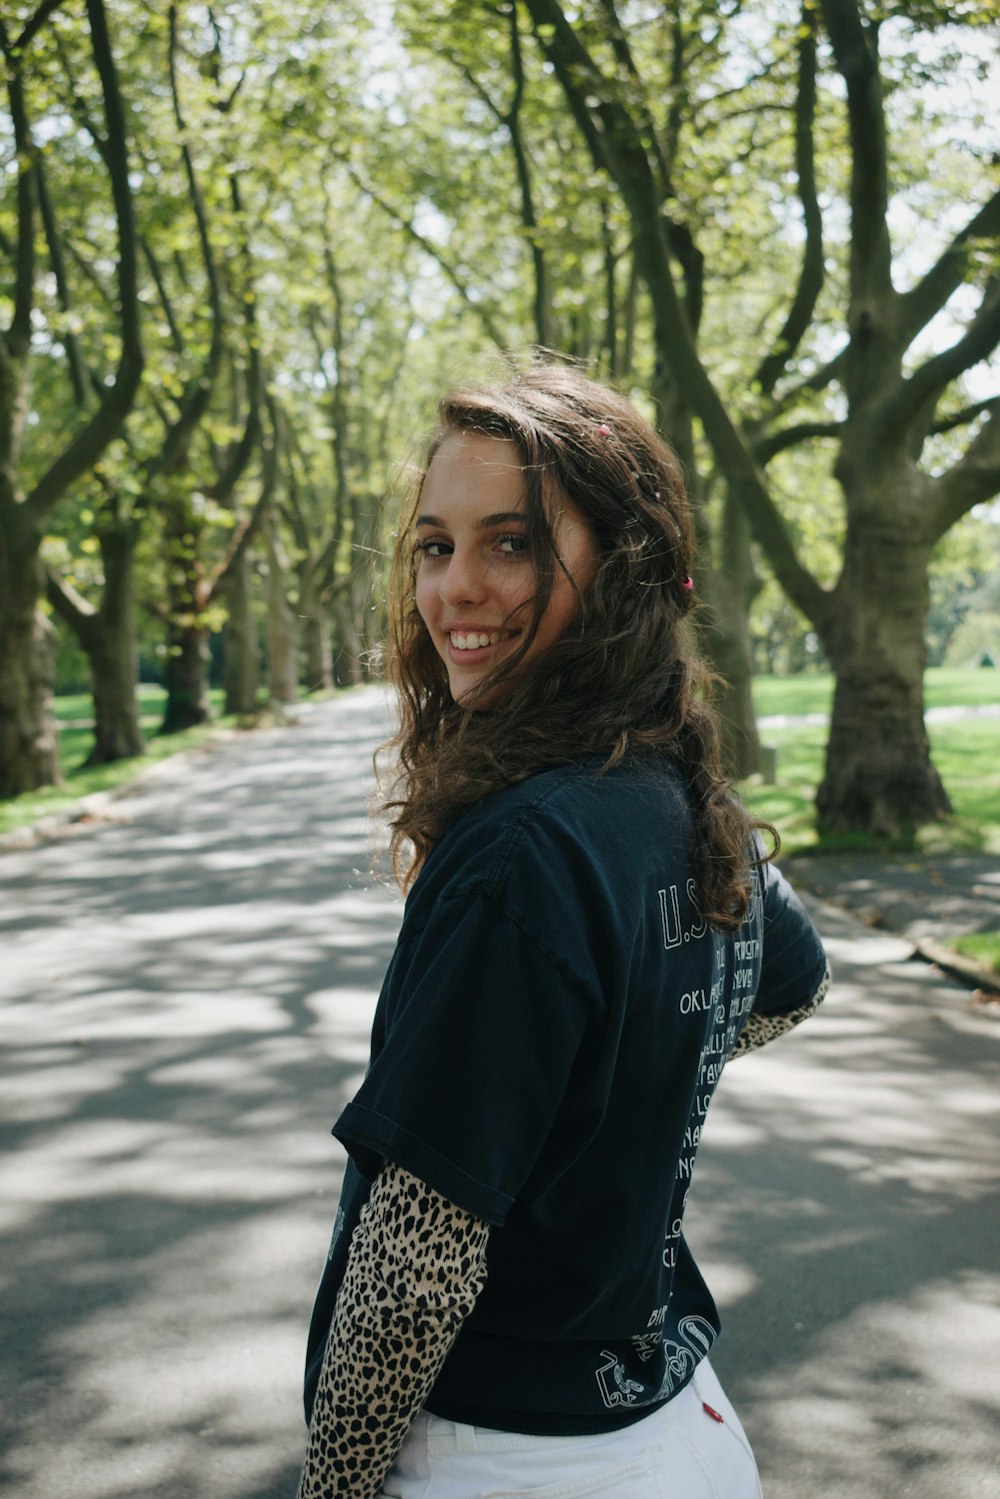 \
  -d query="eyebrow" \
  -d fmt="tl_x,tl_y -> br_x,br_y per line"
415,510 -> 527,530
